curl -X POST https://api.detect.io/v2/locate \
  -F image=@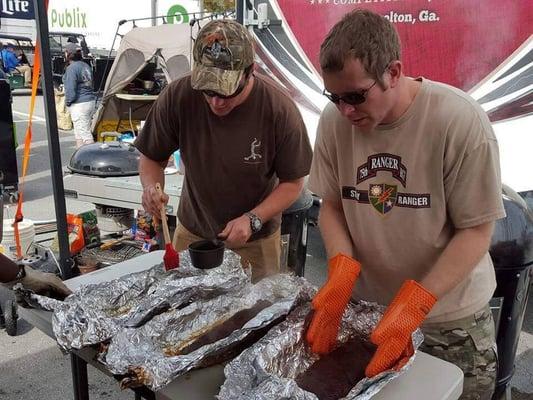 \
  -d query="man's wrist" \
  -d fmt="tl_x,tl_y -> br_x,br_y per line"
245,211 -> 263,234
